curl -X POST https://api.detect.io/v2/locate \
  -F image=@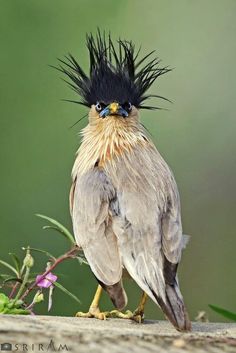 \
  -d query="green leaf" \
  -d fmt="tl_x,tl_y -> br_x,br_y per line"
54,282 -> 81,304
0,293 -> 10,312
0,293 -> 9,304
0,260 -> 19,277
209,304 -> 236,322
23,247 -> 56,260
0,295 -> 30,315
1,307 -> 30,315
43,224 -> 75,245
0,274 -> 12,280
36,214 -> 75,245
9,253 -> 21,275
76,256 -> 88,265
3,277 -> 22,285
0,275 -> 15,288
8,299 -> 24,308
